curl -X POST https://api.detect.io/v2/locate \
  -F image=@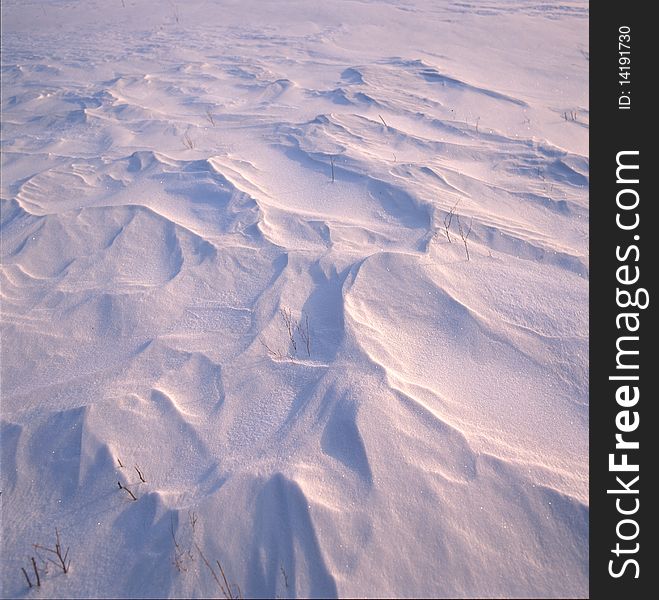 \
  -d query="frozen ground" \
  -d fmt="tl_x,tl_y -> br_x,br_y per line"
1,1 -> 588,598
